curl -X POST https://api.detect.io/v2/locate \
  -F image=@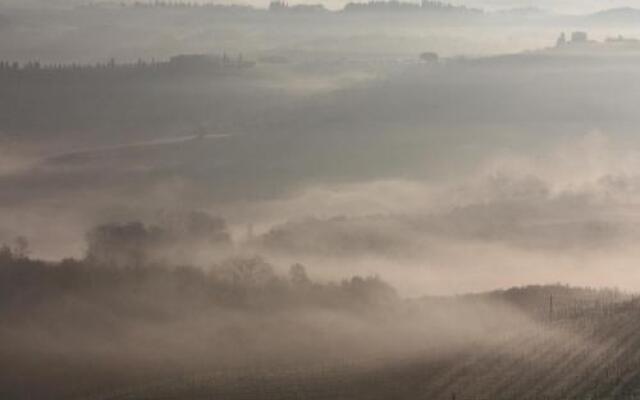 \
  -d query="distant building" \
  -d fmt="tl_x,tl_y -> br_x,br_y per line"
571,31 -> 588,43
556,32 -> 566,47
